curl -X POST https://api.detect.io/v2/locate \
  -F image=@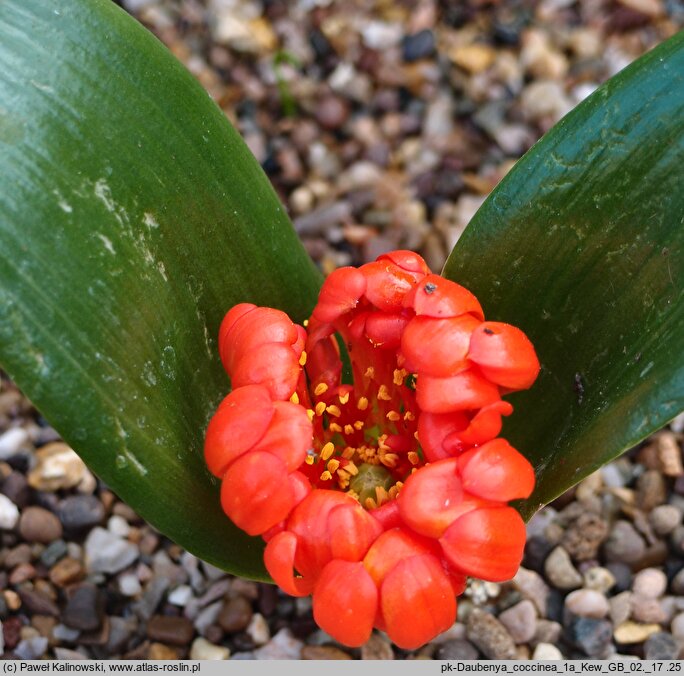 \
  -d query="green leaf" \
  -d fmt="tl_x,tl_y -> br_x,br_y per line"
0,0 -> 321,577
444,33 -> 684,520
